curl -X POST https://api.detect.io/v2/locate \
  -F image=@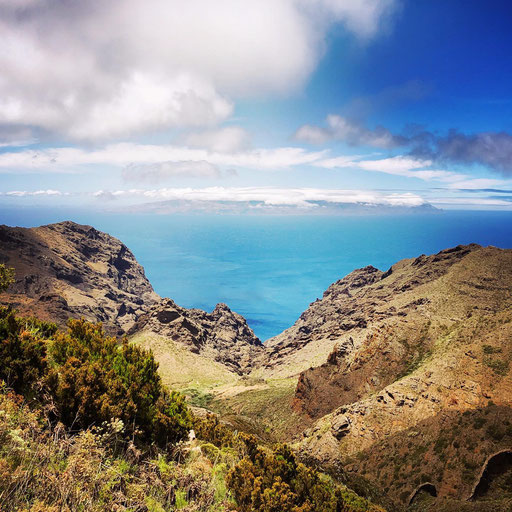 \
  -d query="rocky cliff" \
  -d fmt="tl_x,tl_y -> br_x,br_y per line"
0,221 -> 263,378
261,244 -> 483,379
0,221 -> 159,334
129,298 -> 263,374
